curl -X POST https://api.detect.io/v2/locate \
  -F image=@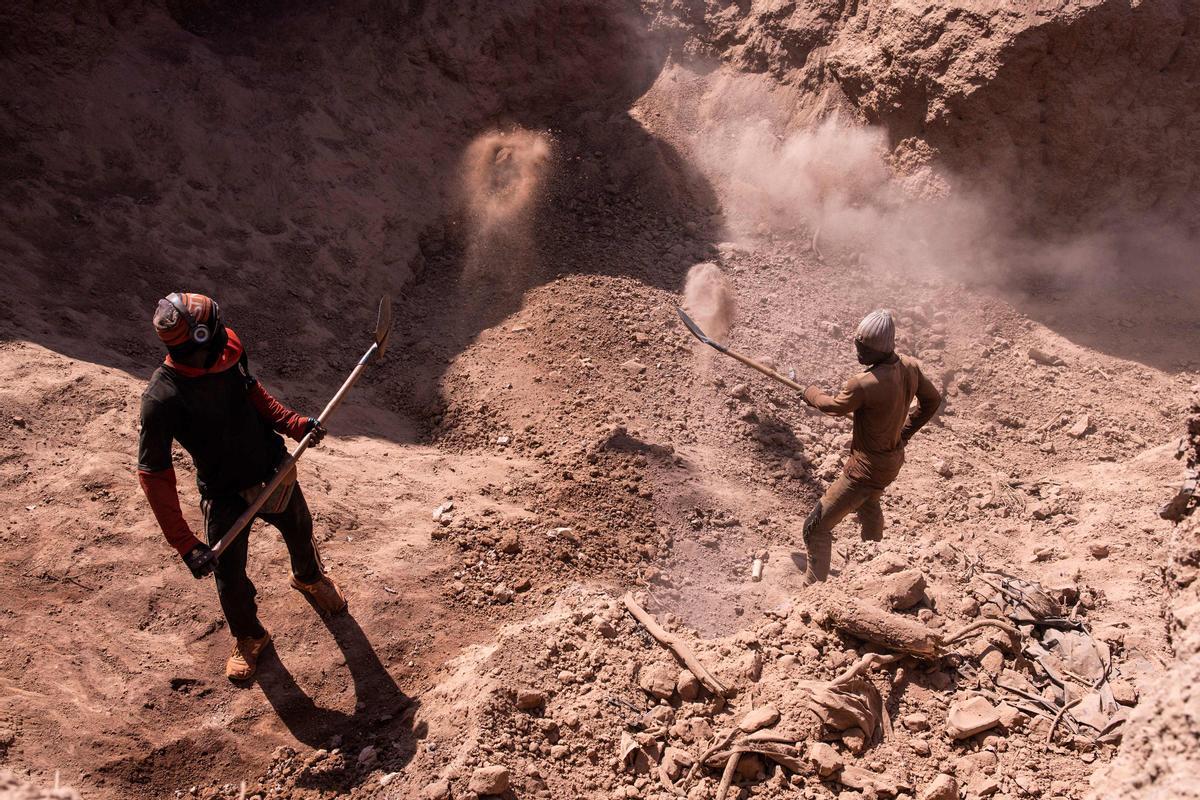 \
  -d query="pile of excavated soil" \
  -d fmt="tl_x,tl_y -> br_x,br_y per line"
0,1 -> 1197,799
